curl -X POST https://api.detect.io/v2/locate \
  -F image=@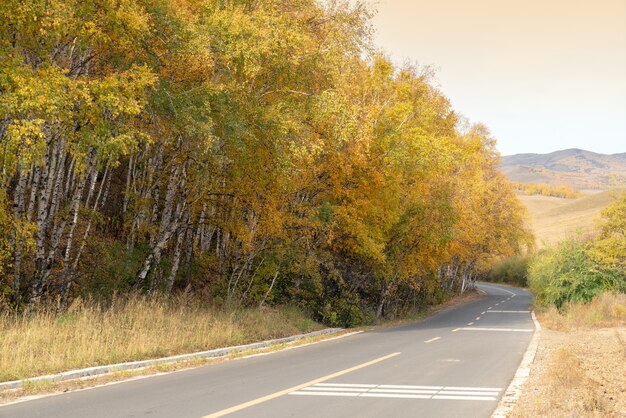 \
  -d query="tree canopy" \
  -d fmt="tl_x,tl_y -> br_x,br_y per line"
0,0 -> 532,324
